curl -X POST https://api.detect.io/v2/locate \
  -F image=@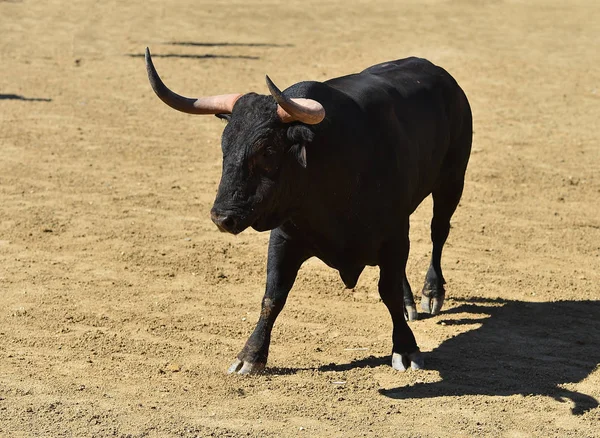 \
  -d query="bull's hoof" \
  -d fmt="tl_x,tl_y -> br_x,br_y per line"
421,295 -> 444,315
391,350 -> 424,371
404,304 -> 419,321
227,358 -> 266,375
